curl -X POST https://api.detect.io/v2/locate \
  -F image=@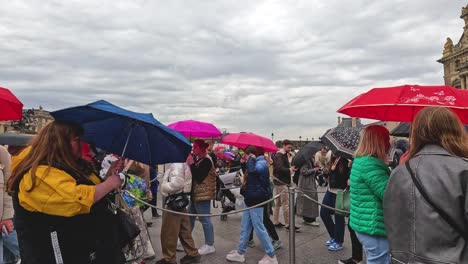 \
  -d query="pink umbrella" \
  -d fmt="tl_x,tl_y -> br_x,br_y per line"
168,119 -> 222,138
221,132 -> 278,153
